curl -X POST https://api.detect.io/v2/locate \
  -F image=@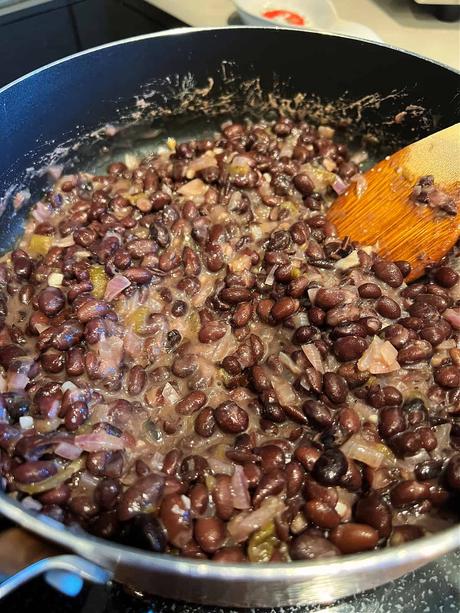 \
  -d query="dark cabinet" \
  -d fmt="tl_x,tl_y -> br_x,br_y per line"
0,0 -> 185,87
